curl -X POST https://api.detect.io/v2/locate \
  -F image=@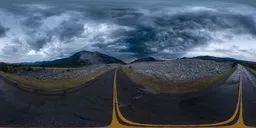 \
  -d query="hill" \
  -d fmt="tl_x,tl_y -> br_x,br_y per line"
181,56 -> 256,64
131,57 -> 160,63
29,50 -> 125,67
